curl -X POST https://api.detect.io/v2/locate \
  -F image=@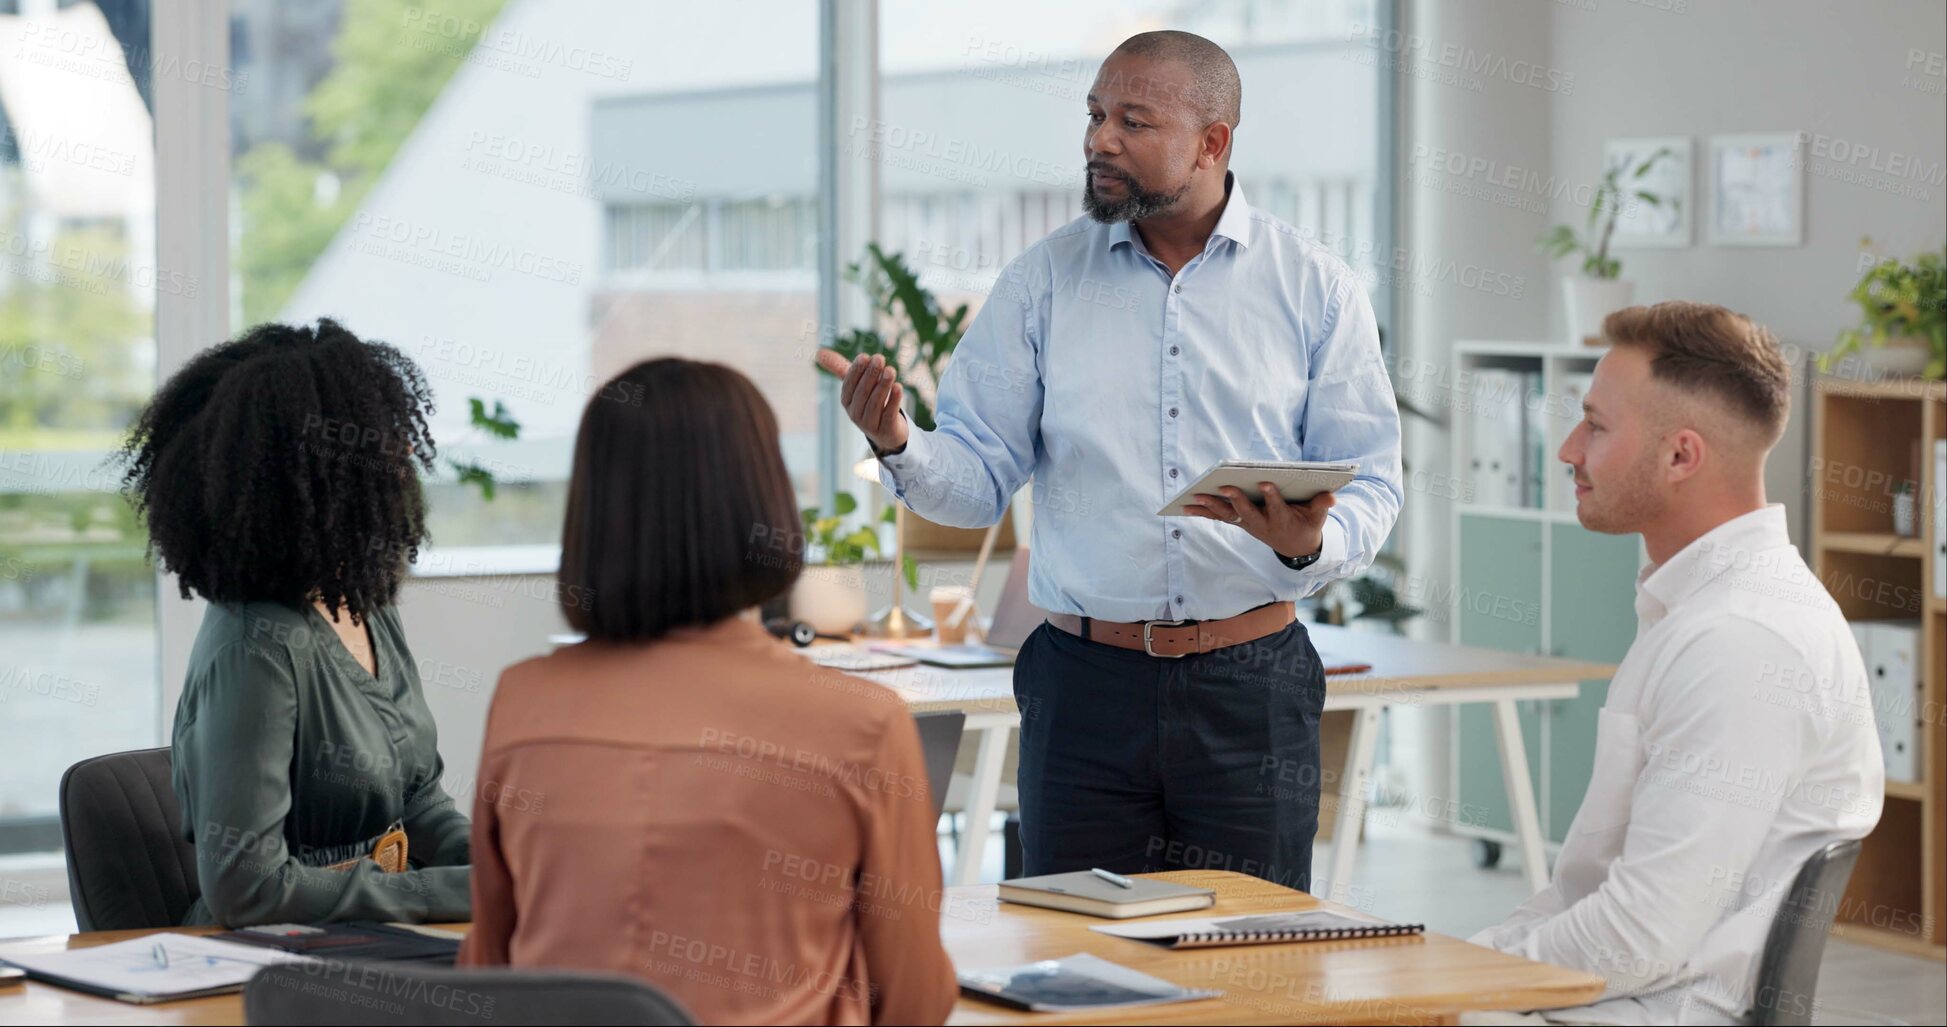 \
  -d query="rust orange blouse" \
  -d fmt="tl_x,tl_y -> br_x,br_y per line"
457,615 -> 958,1025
